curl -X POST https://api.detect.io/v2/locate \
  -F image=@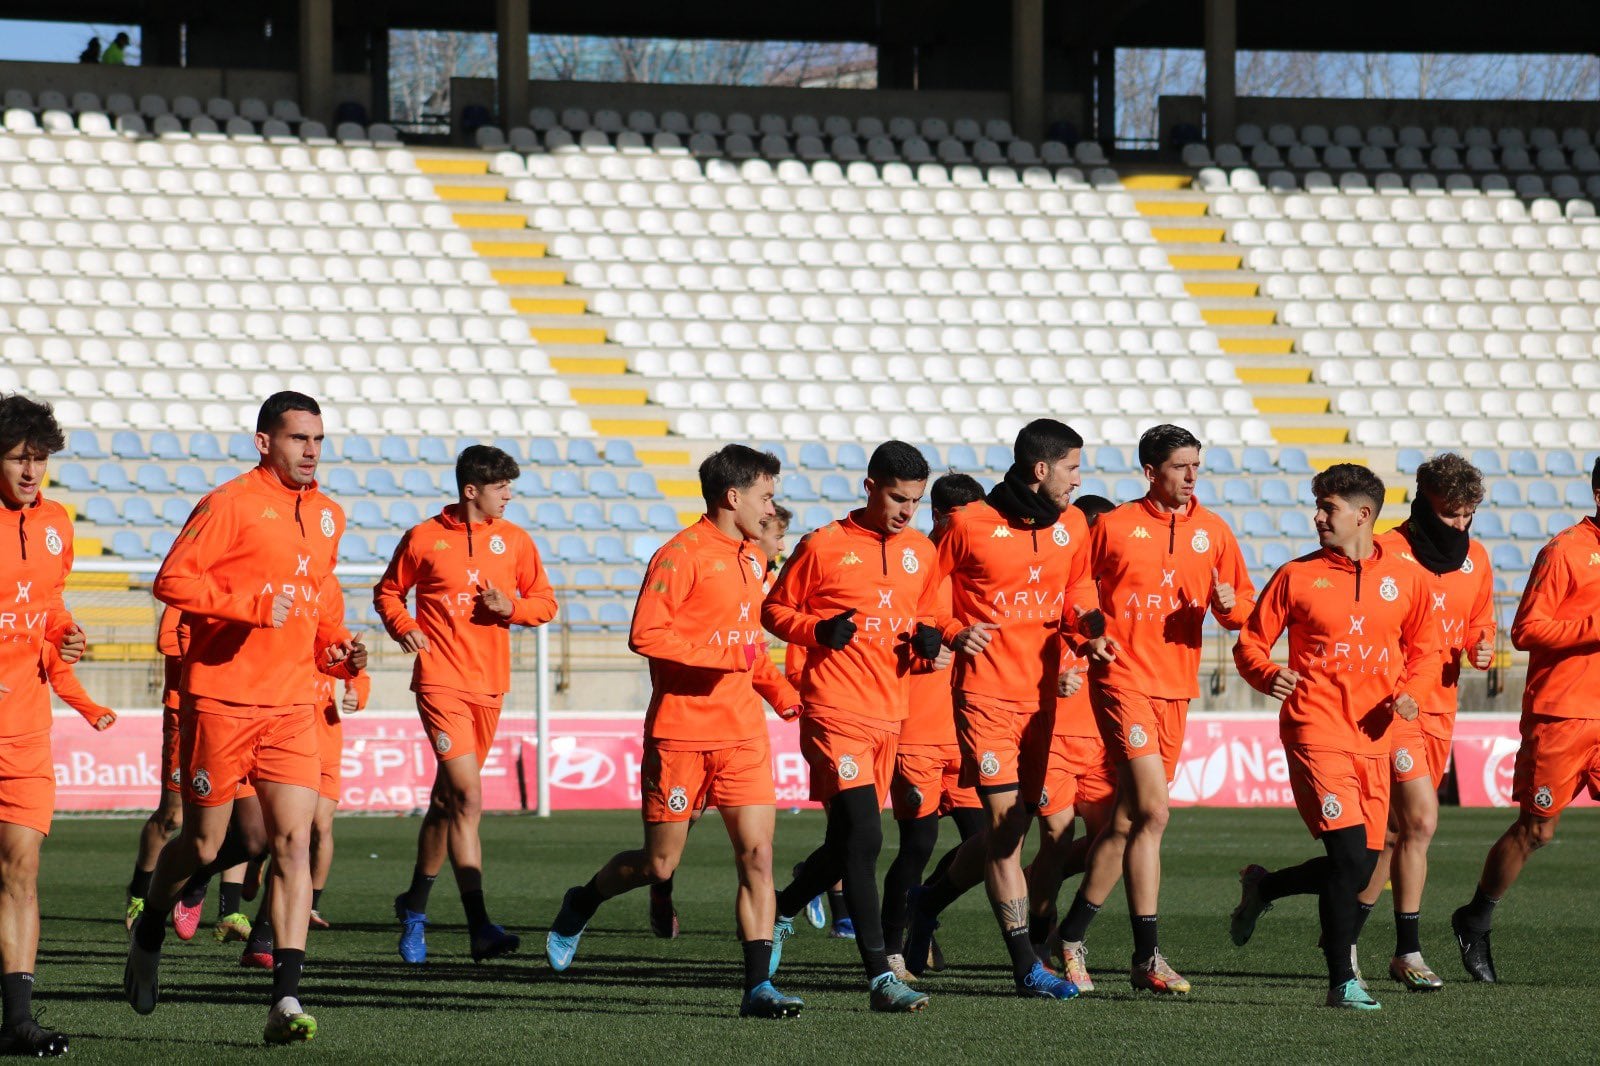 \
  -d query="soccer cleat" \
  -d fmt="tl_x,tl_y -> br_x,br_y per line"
648,885 -> 679,939
1326,978 -> 1381,1010
263,997 -> 317,1044
0,1017 -> 69,1057
240,945 -> 273,970
1015,961 -> 1080,1000
870,972 -> 930,1012
171,896 -> 204,941
124,896 -> 145,931
214,912 -> 252,943
471,924 -> 521,963
124,935 -> 160,1015
545,887 -> 588,973
769,916 -> 794,978
1389,952 -> 1444,991
1052,940 -> 1095,994
803,894 -> 827,930
1229,863 -> 1273,946
1131,951 -> 1192,994
308,909 -> 329,930
1451,906 -> 1497,983
394,894 -> 428,965
830,917 -> 857,940
901,888 -> 940,979
926,932 -> 948,973
738,980 -> 804,1019
1351,945 -> 1367,992
885,953 -> 917,983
